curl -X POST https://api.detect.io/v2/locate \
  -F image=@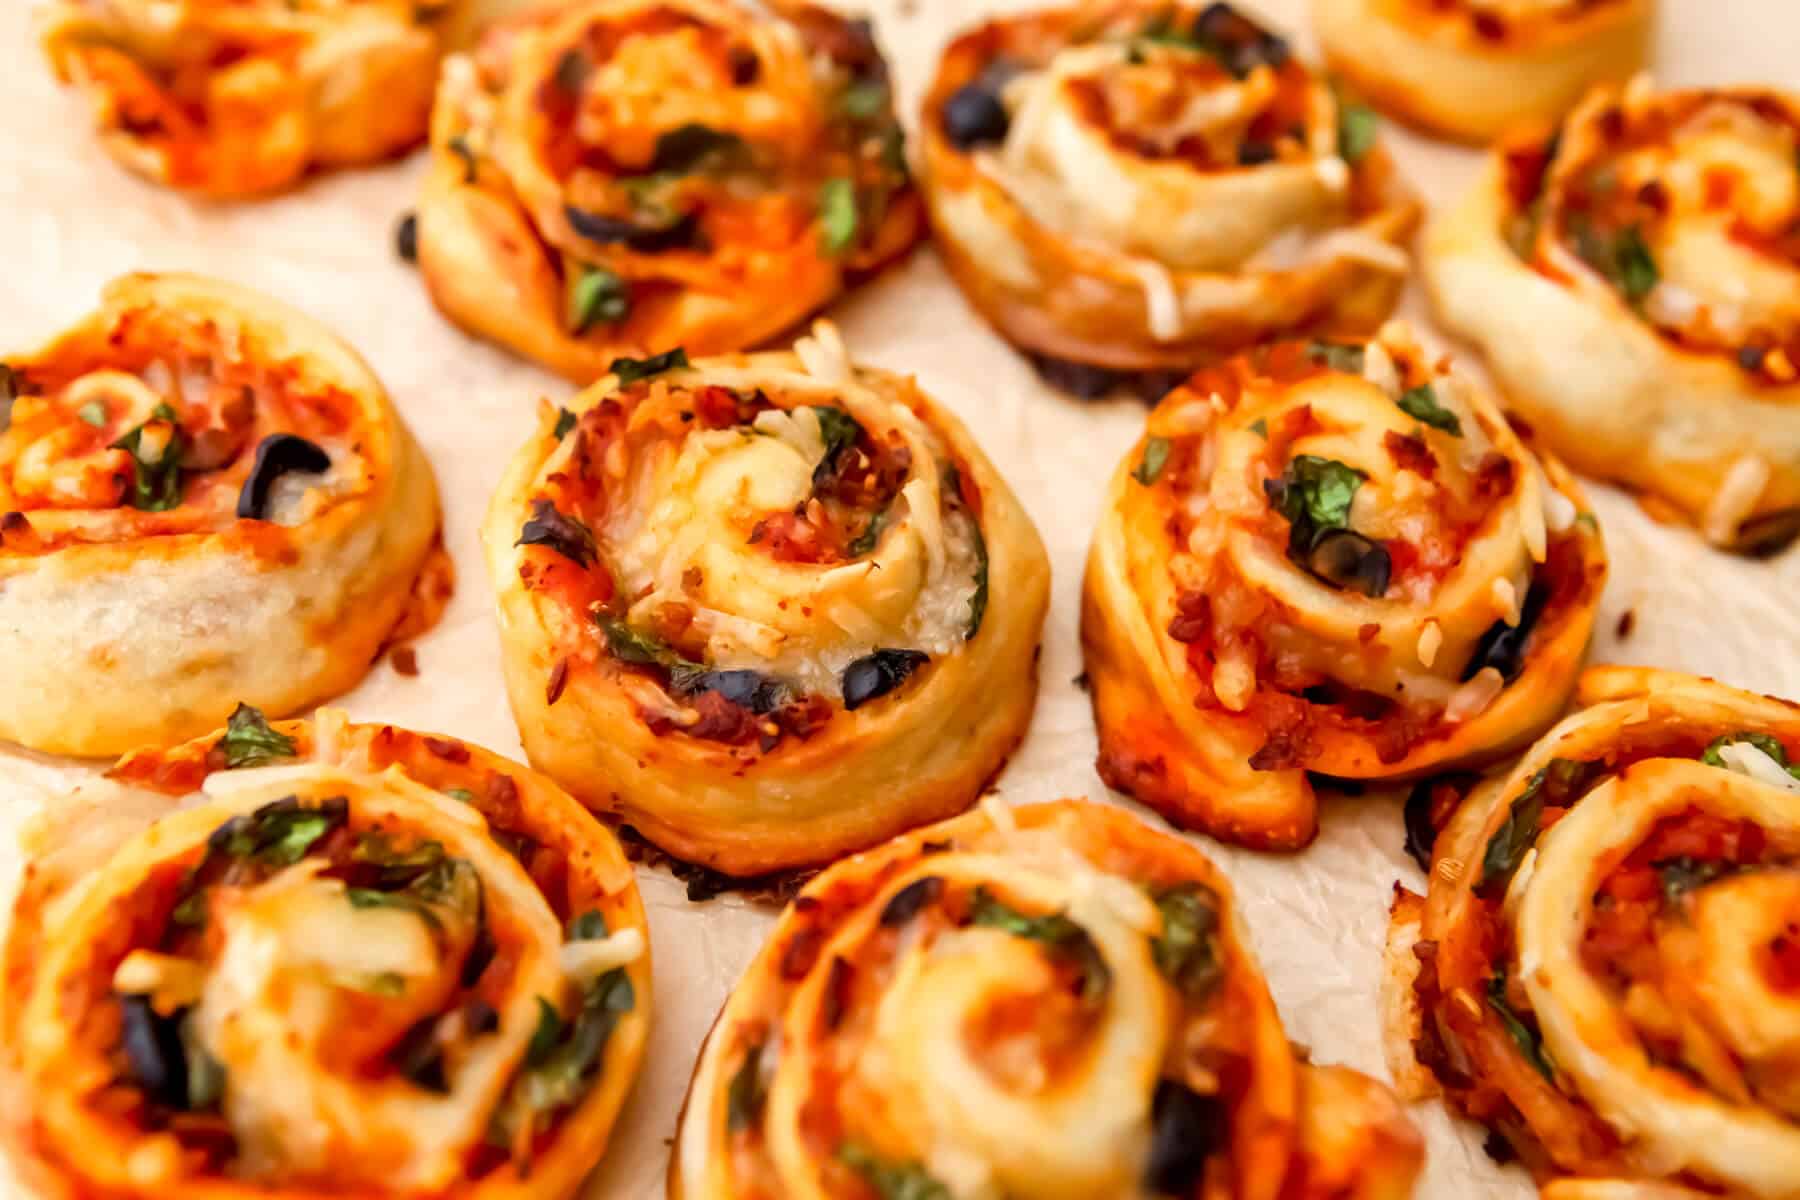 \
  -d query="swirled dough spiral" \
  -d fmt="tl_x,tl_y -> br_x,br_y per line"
0,709 -> 651,1200
671,798 -> 1423,1200
1083,323 -> 1606,849
1312,0 -> 1652,144
919,1 -> 1418,383
482,323 -> 1050,876
0,274 -> 448,757
40,0 -> 461,196
1389,666 -> 1800,1196
1426,79 -> 1800,550
417,0 -> 922,381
